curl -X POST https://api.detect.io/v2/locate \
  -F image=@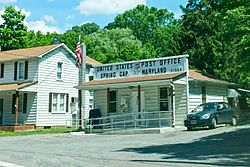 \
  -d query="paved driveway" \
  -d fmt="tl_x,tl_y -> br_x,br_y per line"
0,125 -> 250,167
